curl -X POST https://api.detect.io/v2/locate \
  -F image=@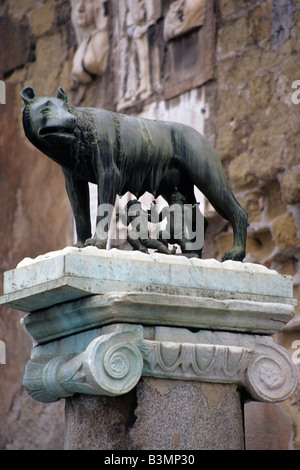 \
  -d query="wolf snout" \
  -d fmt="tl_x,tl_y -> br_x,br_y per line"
66,113 -> 77,129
